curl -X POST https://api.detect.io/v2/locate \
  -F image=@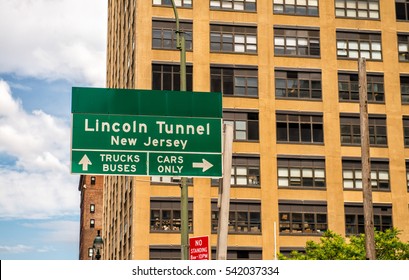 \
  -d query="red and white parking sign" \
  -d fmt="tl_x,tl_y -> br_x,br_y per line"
189,236 -> 209,260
